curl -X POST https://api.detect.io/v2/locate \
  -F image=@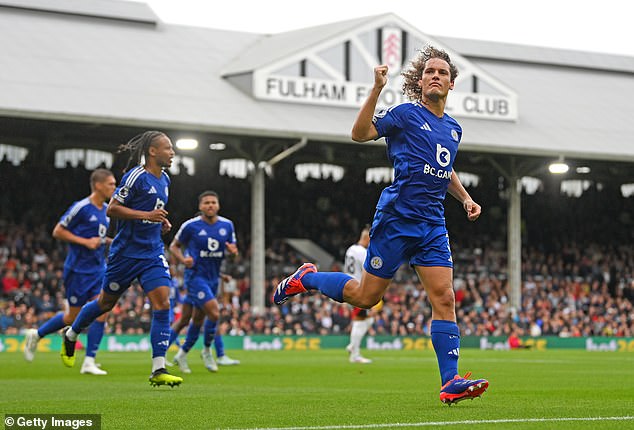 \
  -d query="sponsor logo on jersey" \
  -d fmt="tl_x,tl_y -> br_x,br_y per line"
89,215 -> 98,222
198,229 -> 208,236
420,122 -> 432,132
436,144 -> 451,167
148,186 -> 157,194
